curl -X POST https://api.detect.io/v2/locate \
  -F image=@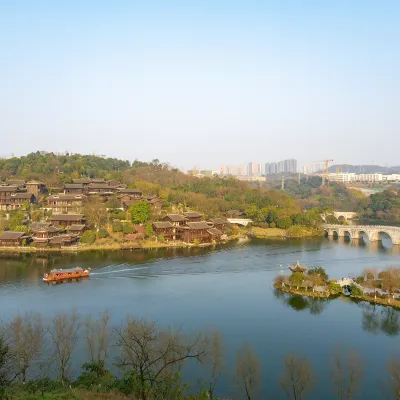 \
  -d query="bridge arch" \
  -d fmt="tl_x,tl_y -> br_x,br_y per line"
342,230 -> 352,239
369,231 -> 395,245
